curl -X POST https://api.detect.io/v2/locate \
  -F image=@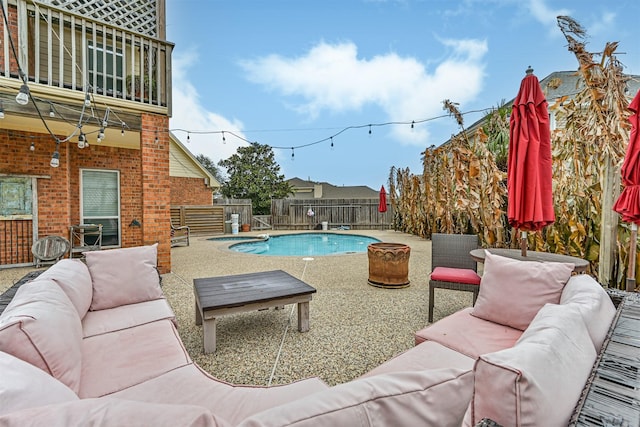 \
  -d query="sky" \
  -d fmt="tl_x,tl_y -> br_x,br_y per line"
165,0 -> 640,191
